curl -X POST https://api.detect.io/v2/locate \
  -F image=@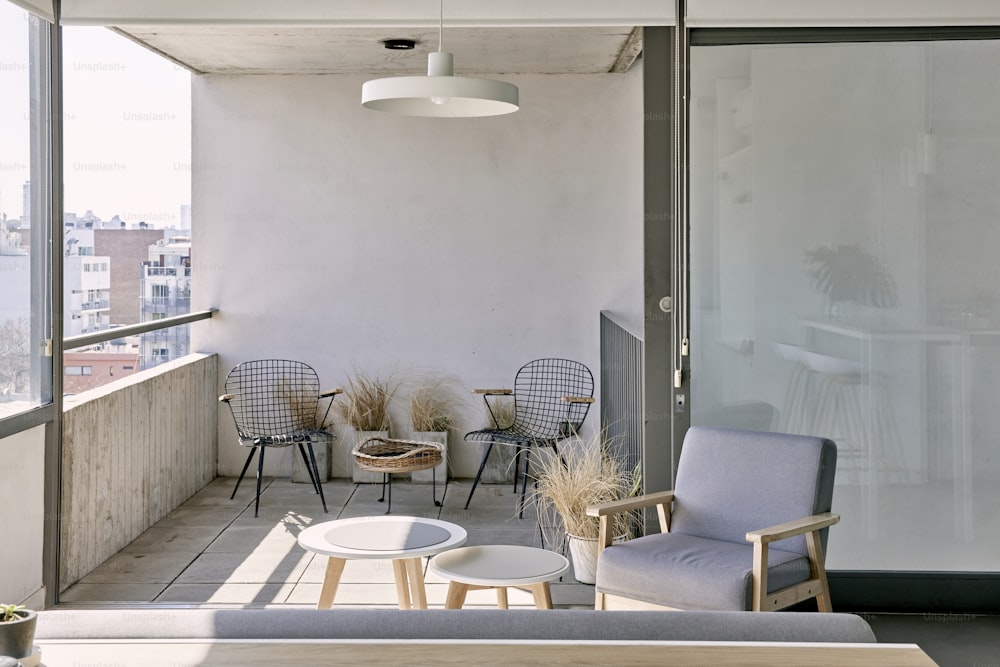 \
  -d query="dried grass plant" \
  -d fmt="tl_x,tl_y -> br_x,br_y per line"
276,379 -> 317,428
531,432 -> 632,540
486,397 -> 515,429
410,385 -> 453,432
335,369 -> 398,432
